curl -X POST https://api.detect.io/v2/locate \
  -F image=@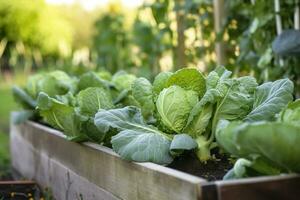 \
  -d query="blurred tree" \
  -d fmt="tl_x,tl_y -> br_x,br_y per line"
132,0 -> 173,78
58,3 -> 97,50
0,0 -> 73,72
92,3 -> 134,73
